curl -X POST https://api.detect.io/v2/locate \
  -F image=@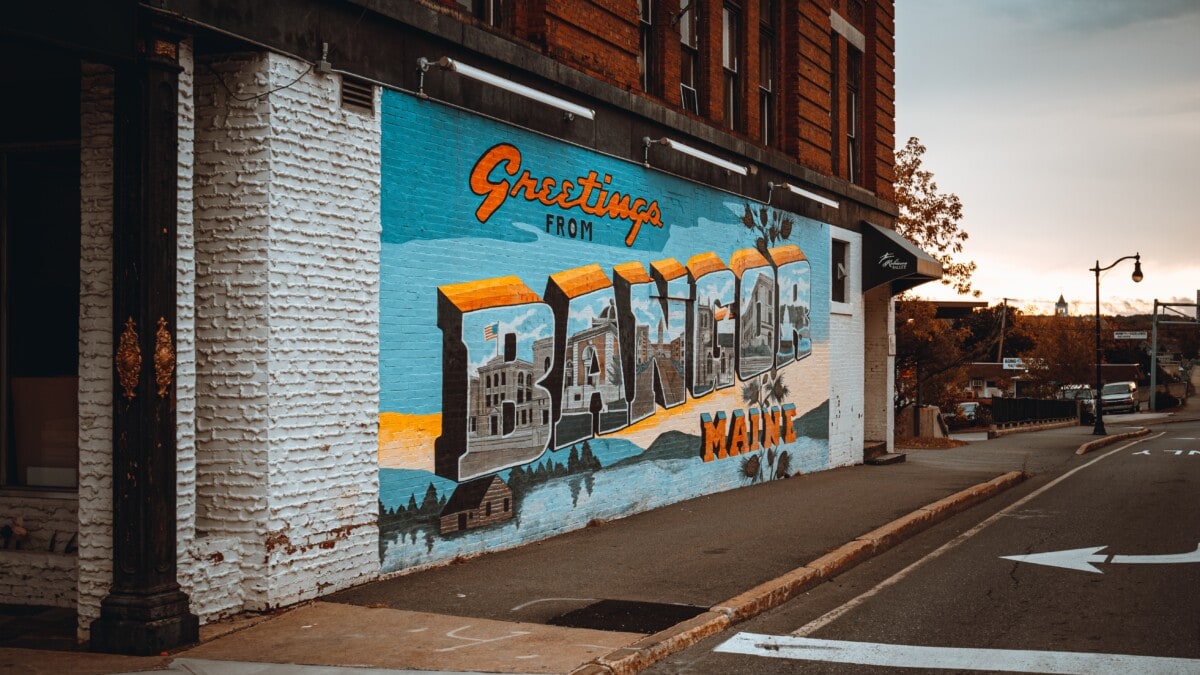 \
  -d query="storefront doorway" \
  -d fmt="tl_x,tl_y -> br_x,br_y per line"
0,44 -> 81,489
